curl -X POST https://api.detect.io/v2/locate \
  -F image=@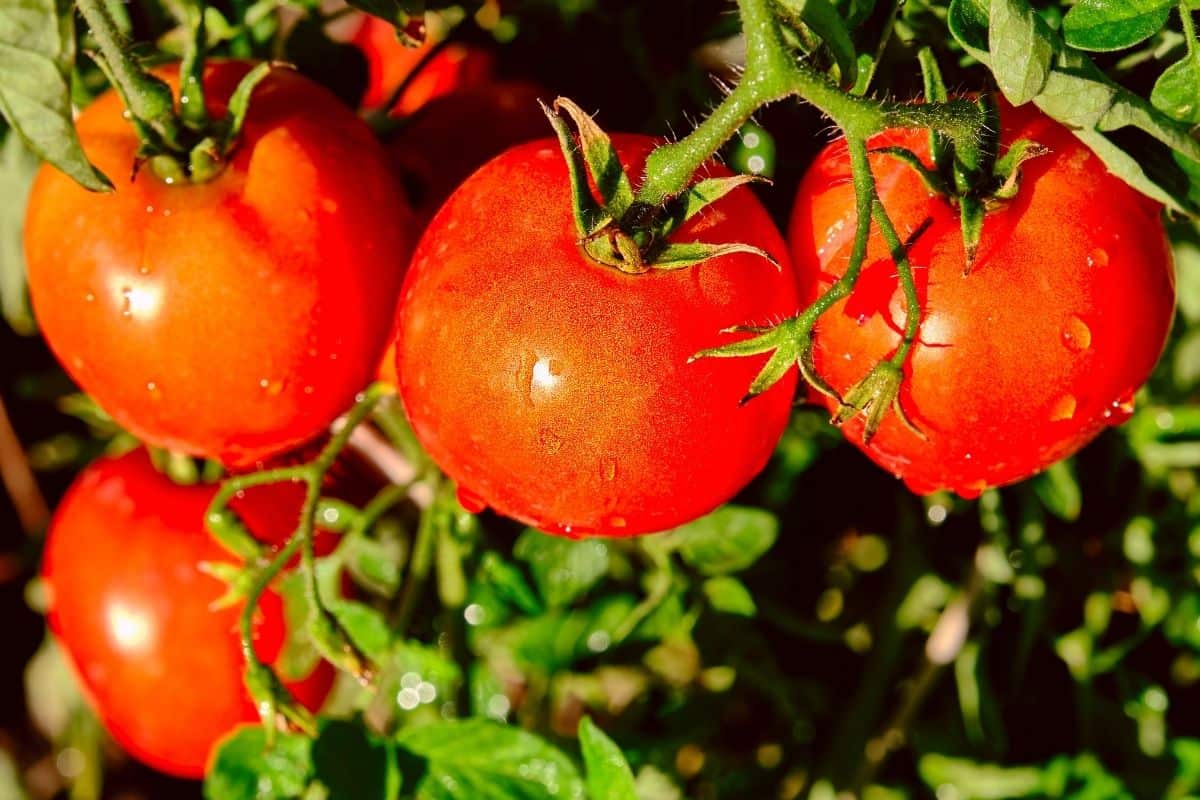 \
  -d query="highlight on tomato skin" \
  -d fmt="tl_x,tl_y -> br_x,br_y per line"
22,60 -> 416,468
790,102 -> 1177,498
395,135 -> 801,537
39,449 -> 333,780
